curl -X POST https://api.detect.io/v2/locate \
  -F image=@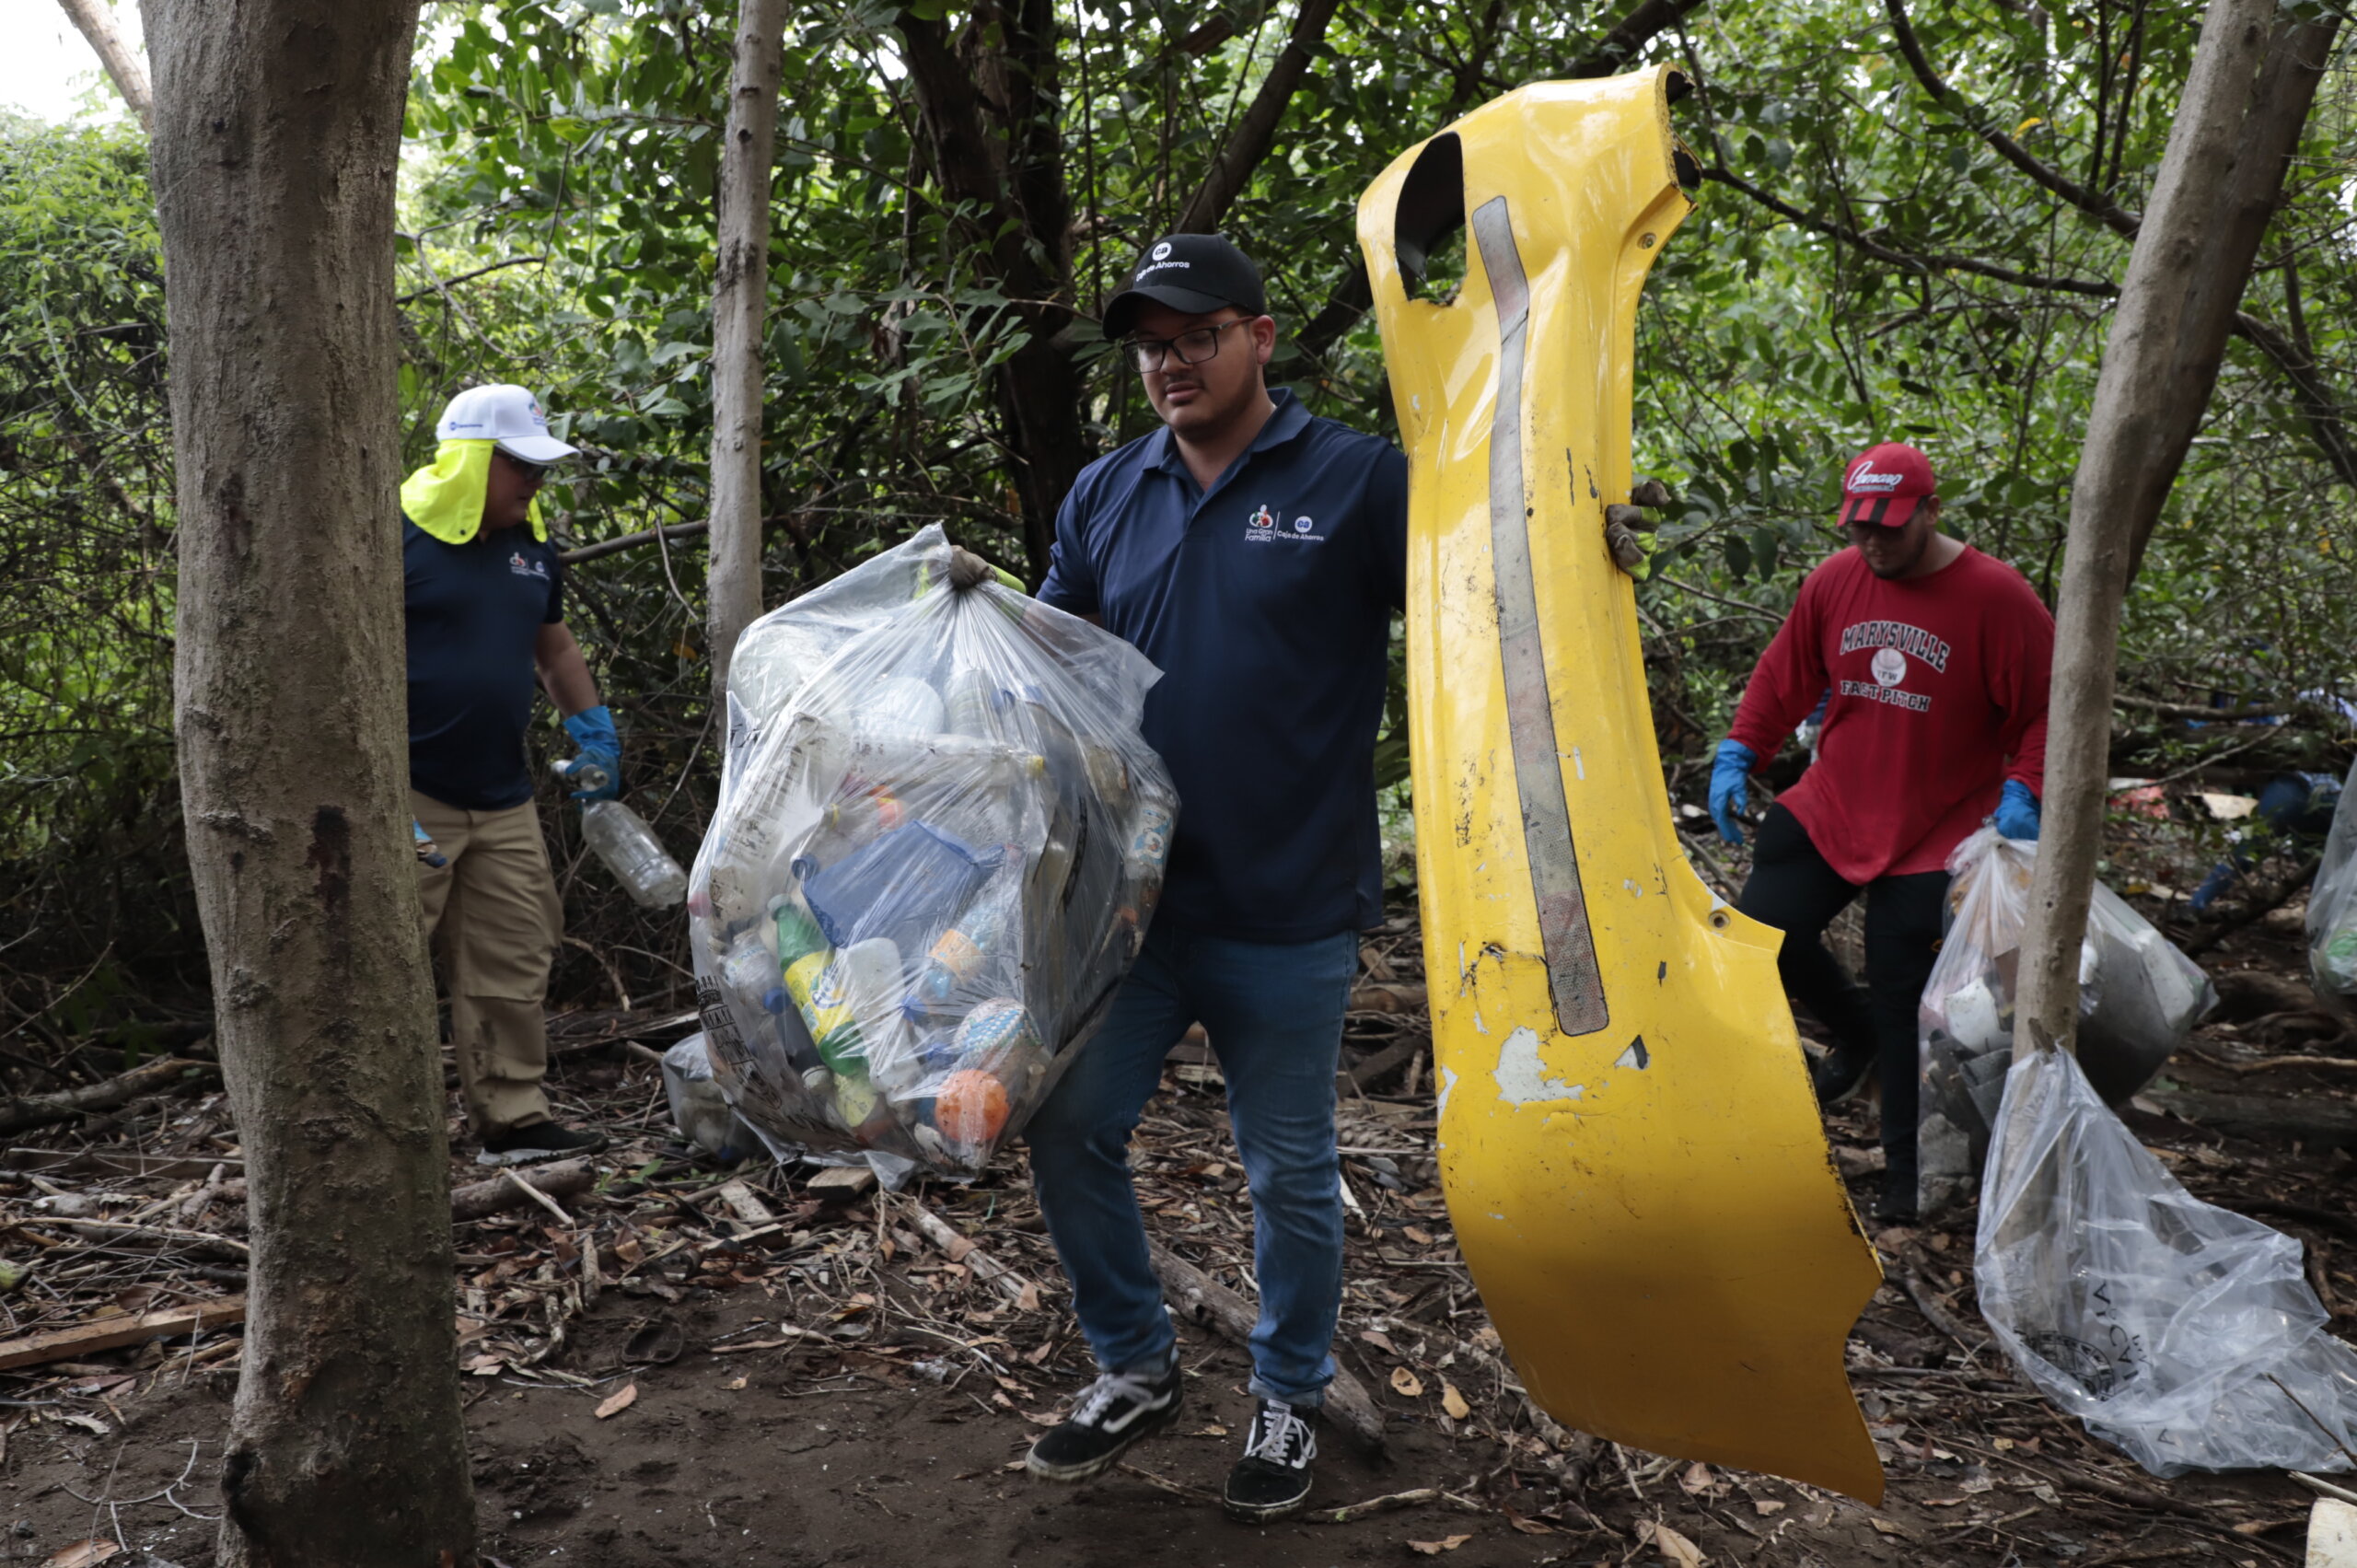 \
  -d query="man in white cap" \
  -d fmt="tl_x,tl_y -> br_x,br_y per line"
399,384 -> 613,1164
